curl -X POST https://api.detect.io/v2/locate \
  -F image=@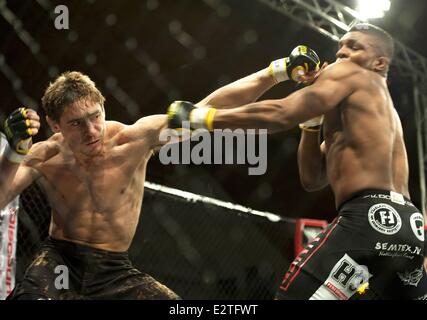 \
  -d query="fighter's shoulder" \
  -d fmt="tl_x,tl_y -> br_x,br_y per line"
135,114 -> 167,129
117,115 -> 168,145
108,118 -> 149,143
23,134 -> 61,167
121,114 -> 167,133
106,120 -> 126,135
34,134 -> 61,155
105,119 -> 135,137
101,121 -> 129,146
319,61 -> 368,81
